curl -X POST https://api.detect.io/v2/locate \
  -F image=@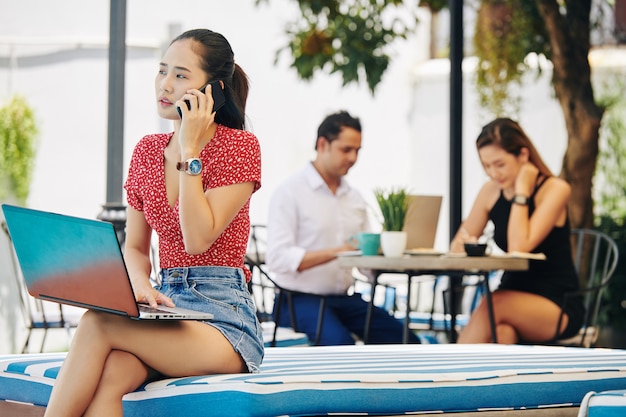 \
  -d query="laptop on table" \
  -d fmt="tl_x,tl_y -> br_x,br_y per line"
403,195 -> 443,251
2,204 -> 213,320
